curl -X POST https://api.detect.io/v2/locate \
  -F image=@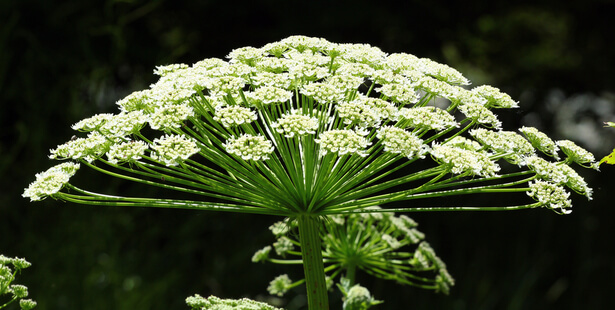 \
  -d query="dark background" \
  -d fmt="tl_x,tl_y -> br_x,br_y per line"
1,0 -> 614,309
